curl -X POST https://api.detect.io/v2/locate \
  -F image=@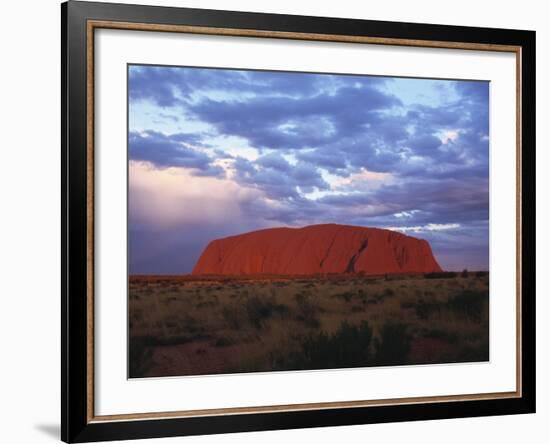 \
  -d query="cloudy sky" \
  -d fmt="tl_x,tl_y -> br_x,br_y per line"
128,64 -> 489,274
